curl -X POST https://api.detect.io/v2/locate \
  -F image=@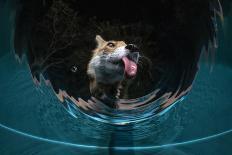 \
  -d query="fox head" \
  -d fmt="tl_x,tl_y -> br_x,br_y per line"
87,35 -> 140,100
